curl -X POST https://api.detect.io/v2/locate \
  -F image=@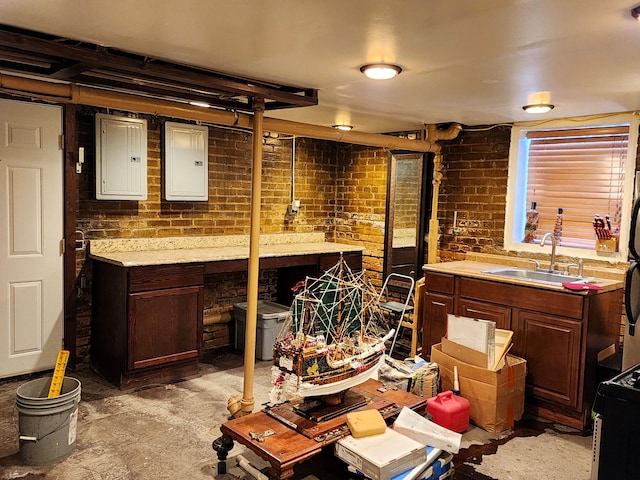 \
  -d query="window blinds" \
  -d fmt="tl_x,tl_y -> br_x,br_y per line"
525,125 -> 629,249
